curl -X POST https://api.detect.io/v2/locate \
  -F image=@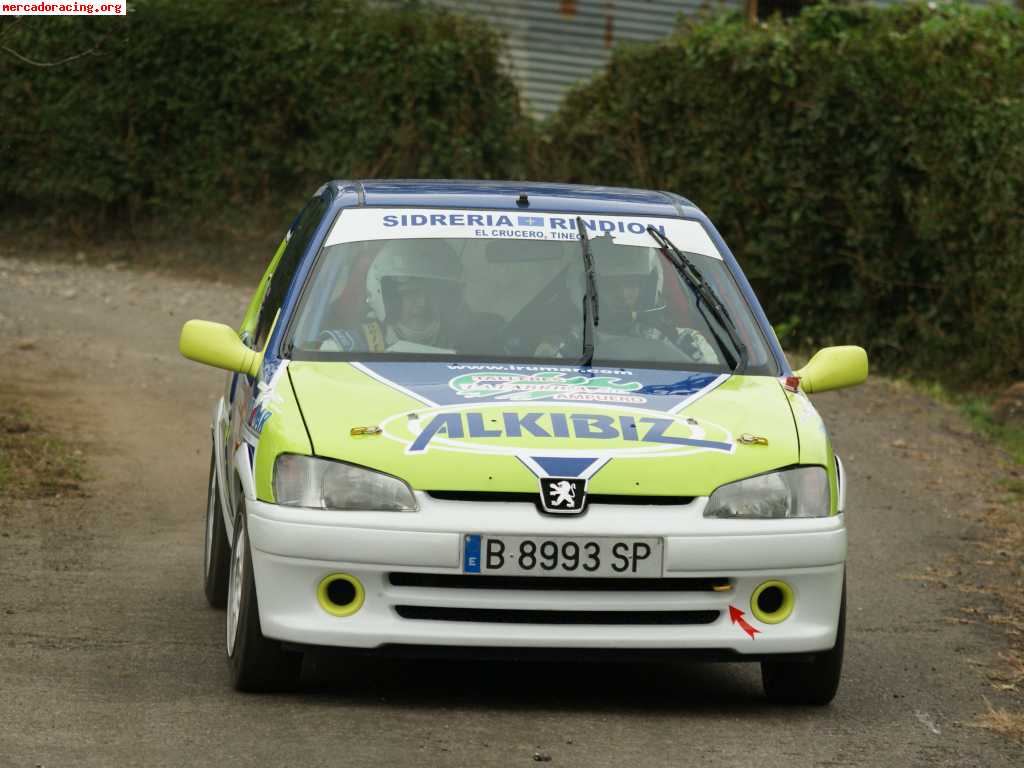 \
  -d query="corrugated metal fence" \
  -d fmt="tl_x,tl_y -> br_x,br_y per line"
376,0 -> 1009,119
